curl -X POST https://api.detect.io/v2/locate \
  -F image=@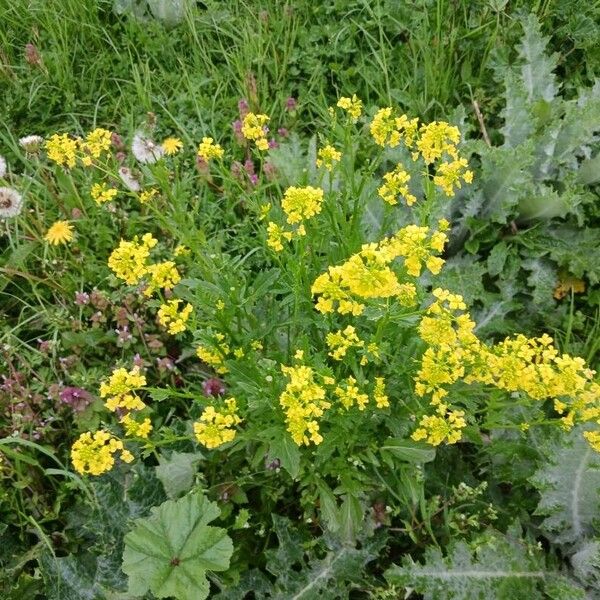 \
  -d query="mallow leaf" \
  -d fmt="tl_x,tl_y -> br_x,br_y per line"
122,493 -> 233,600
